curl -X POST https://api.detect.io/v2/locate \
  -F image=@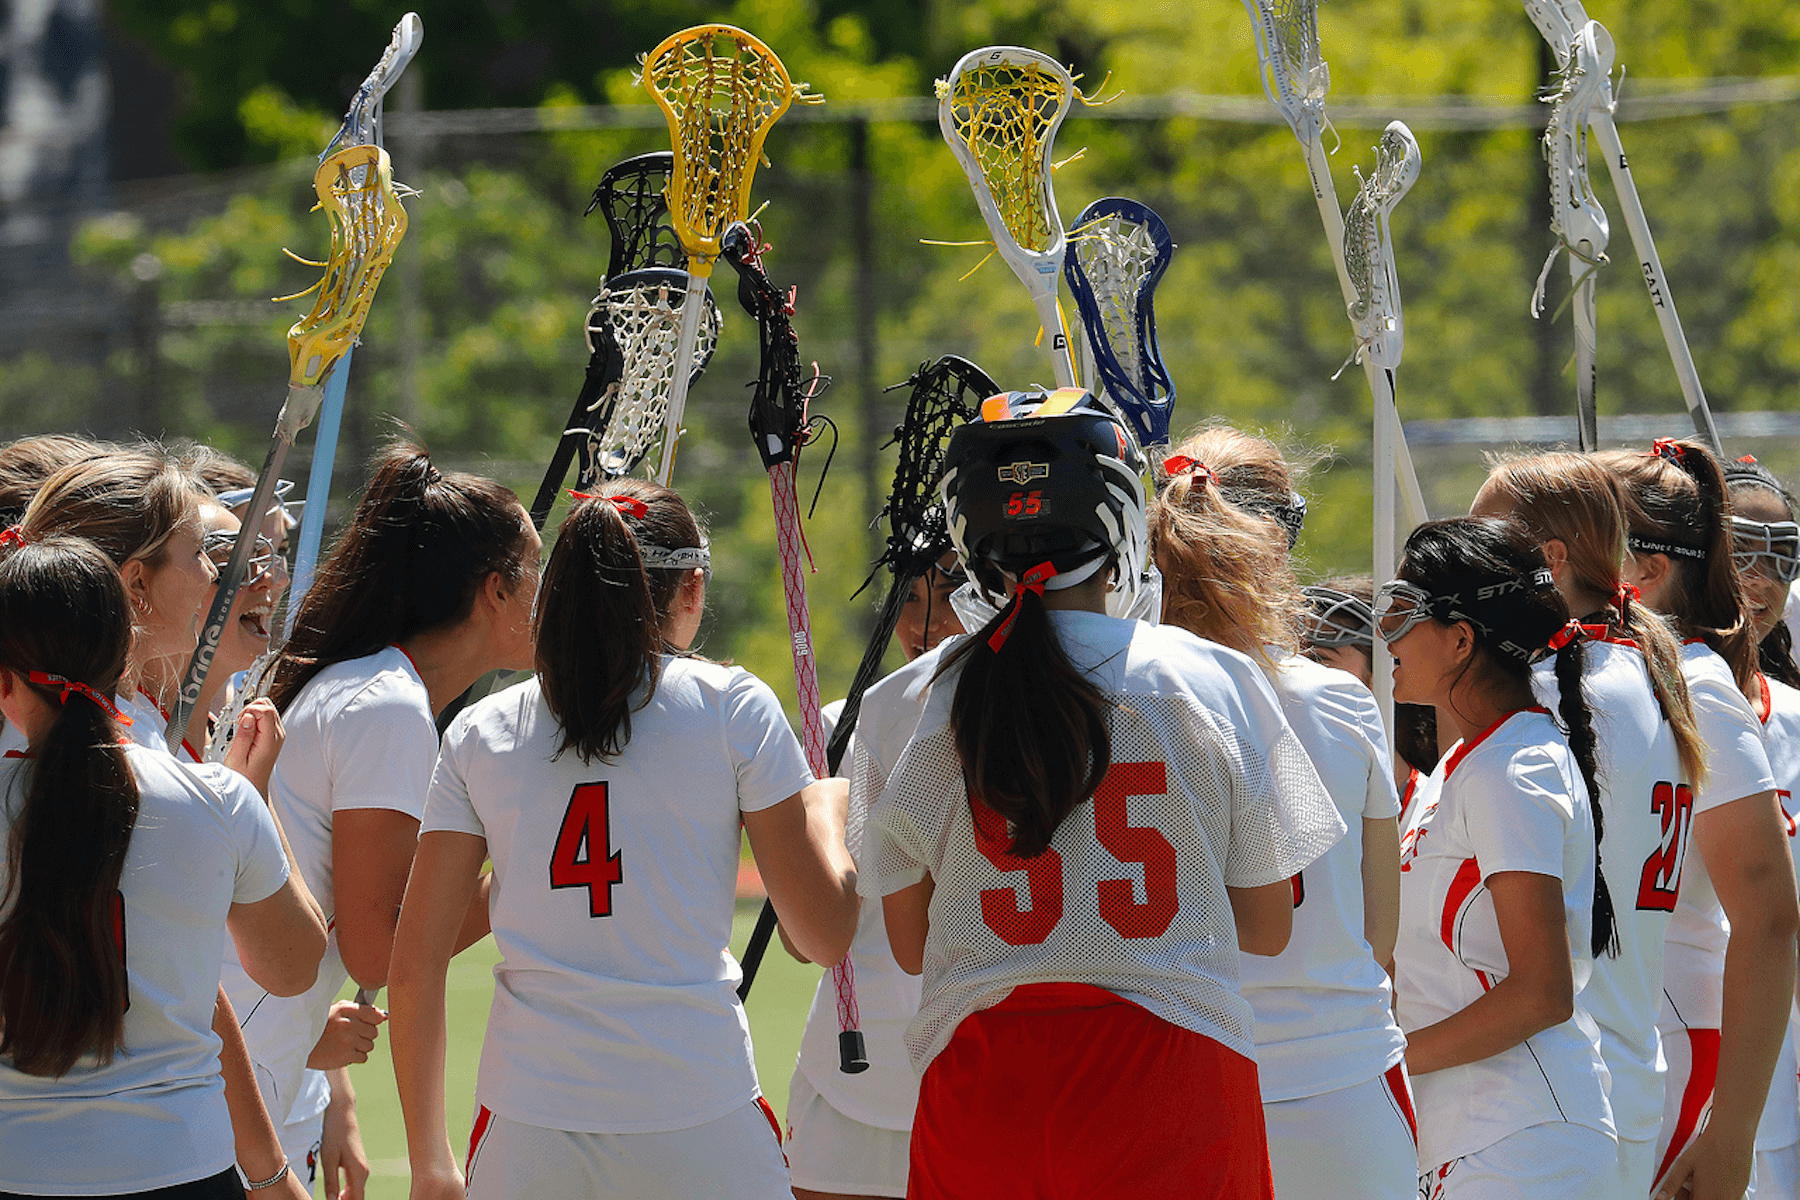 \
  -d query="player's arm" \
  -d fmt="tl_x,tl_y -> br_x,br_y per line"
333,807 -> 424,991
388,829 -> 487,1200
1656,791 -> 1799,1200
1227,878 -> 1295,956
1362,815 -> 1401,969
883,875 -> 933,975
1403,870 -> 1571,1076
215,987 -> 311,1200
743,777 -> 859,967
